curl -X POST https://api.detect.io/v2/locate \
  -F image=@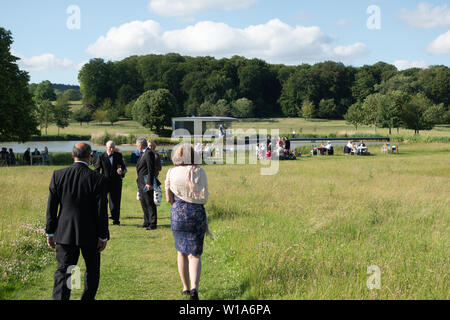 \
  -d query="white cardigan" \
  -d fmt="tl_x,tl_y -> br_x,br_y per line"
165,166 -> 209,204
